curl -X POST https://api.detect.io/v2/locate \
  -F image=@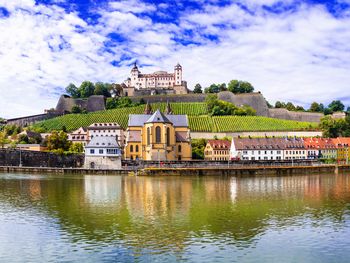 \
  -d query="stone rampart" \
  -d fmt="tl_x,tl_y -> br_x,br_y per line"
130,94 -> 207,103
55,95 -> 105,114
217,91 -> 270,116
0,149 -> 84,168
5,112 -> 61,127
268,108 -> 323,123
